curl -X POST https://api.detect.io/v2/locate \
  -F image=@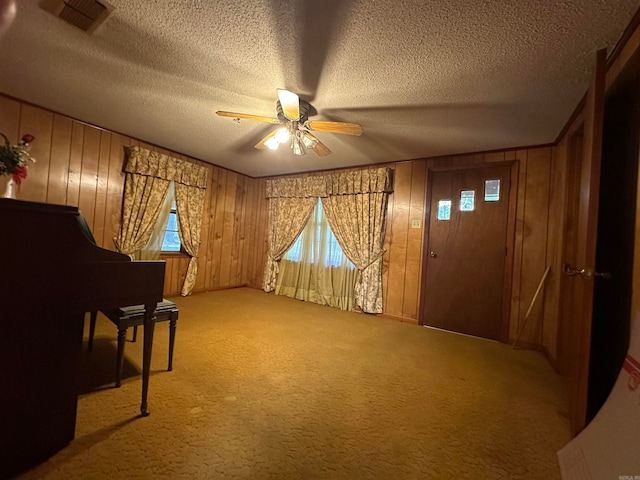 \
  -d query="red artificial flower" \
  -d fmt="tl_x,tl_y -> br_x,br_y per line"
21,133 -> 35,144
12,165 -> 28,186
